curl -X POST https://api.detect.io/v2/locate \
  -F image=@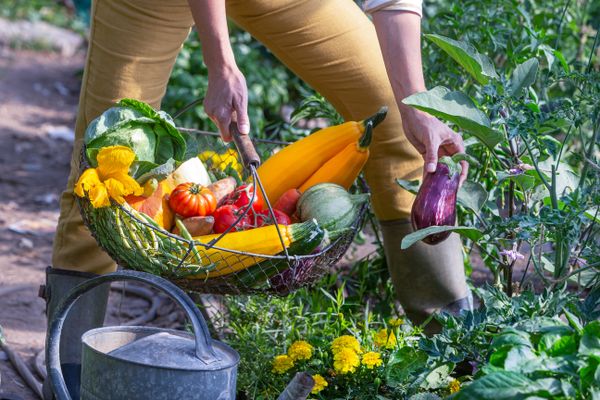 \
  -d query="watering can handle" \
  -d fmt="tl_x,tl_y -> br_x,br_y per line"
46,270 -> 219,400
